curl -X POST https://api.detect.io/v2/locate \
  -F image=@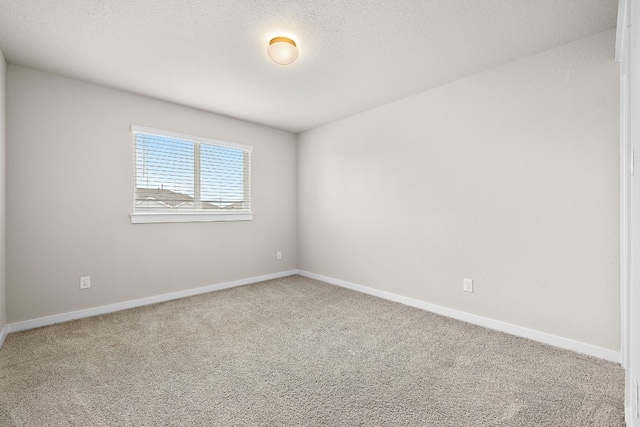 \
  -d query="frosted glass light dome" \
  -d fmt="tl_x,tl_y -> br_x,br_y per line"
268,37 -> 299,65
